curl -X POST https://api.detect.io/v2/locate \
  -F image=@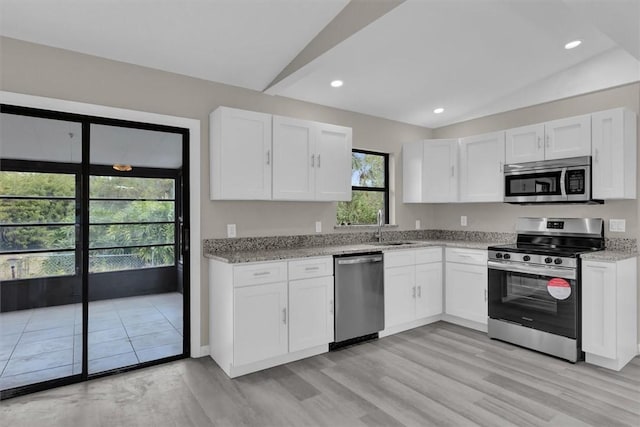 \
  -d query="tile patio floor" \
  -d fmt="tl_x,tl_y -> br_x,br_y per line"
0,292 -> 183,391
